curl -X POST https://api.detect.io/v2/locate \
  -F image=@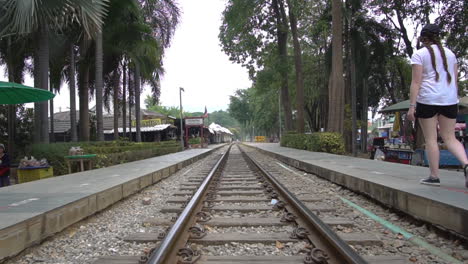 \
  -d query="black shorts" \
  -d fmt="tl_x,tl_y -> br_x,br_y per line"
415,102 -> 458,119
